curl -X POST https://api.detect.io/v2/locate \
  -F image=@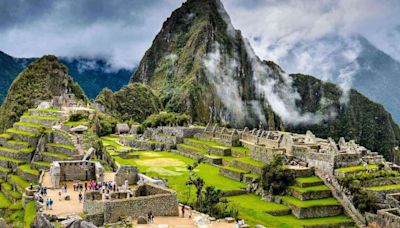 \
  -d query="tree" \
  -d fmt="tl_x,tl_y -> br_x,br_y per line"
261,154 -> 294,195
